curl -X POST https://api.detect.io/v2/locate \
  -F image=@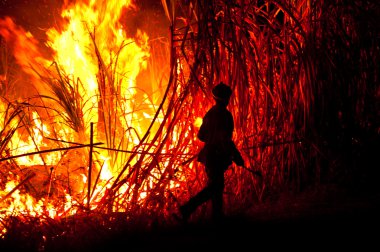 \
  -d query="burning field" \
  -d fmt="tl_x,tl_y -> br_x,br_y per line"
0,0 -> 379,251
